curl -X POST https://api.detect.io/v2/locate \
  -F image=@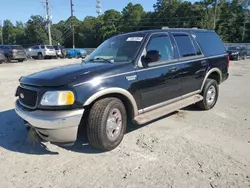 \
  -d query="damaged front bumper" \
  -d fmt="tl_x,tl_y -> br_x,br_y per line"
15,101 -> 84,145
